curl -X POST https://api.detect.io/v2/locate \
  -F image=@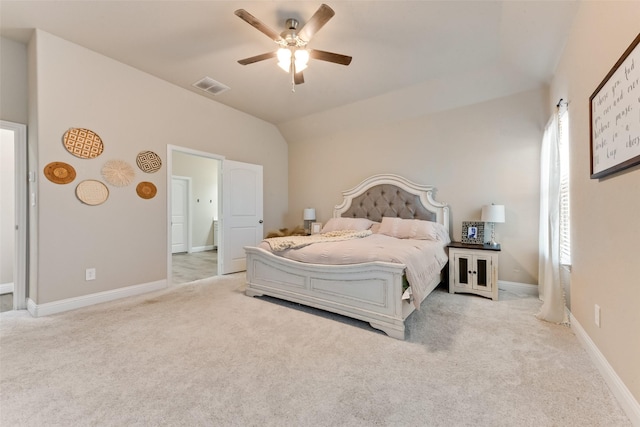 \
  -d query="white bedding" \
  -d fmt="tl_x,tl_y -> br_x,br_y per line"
258,233 -> 448,308
263,229 -> 372,251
